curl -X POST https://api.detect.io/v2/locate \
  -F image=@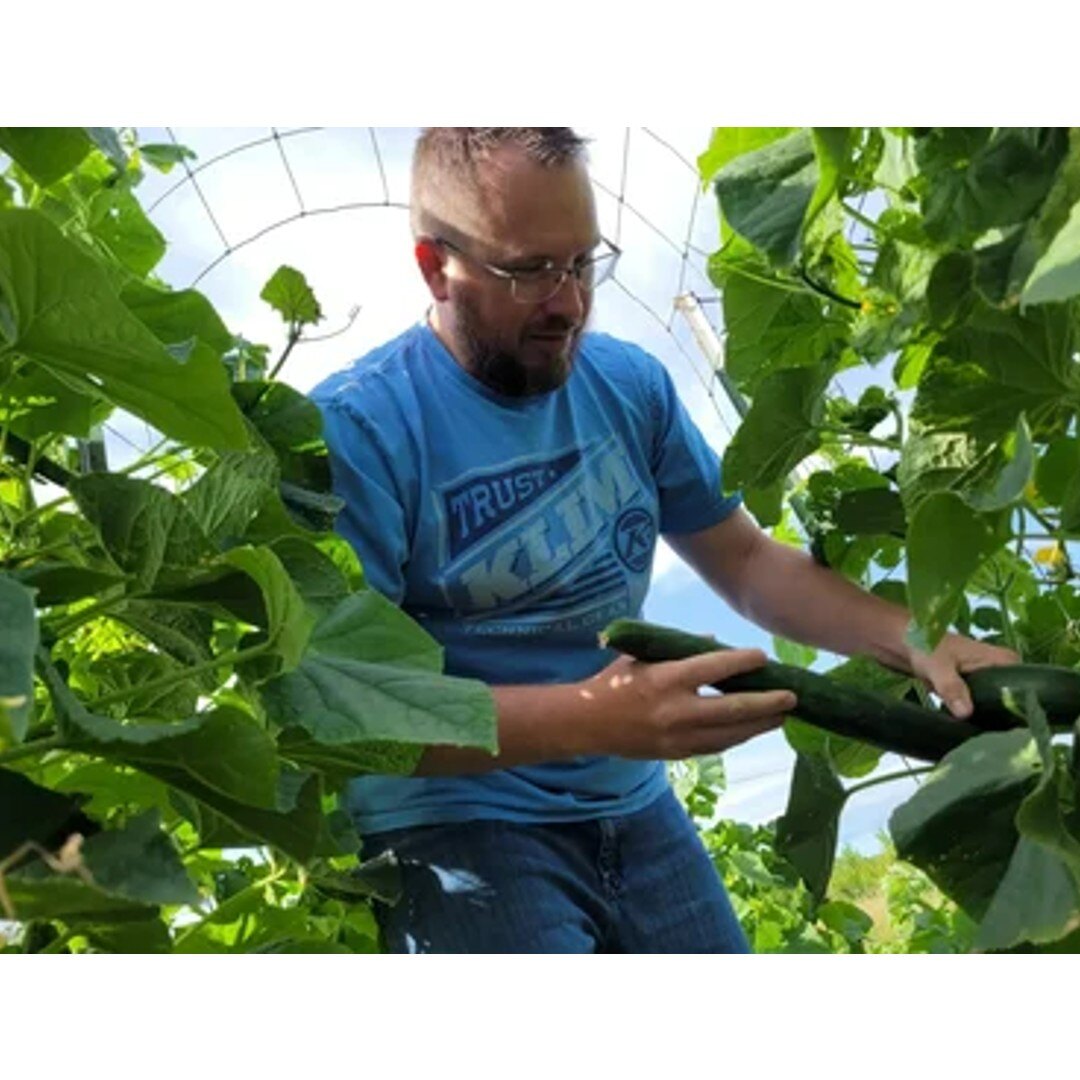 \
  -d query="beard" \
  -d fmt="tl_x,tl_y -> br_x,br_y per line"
453,294 -> 583,398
